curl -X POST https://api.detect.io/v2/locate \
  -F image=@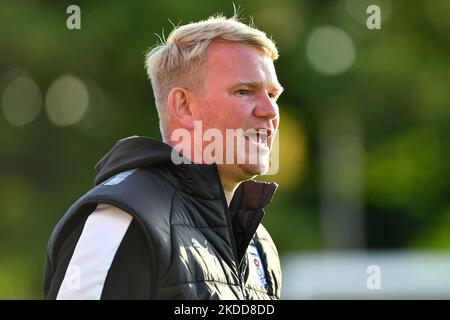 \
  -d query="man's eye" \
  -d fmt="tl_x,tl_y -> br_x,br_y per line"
236,89 -> 251,96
